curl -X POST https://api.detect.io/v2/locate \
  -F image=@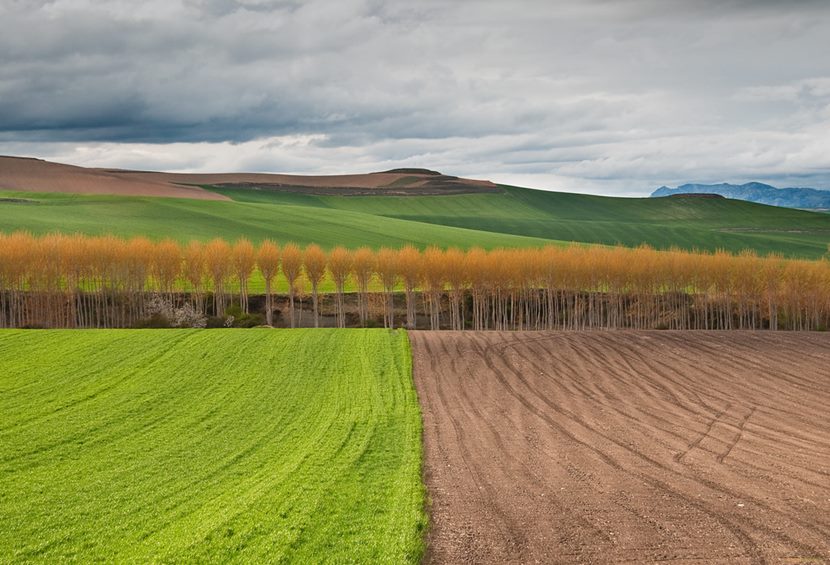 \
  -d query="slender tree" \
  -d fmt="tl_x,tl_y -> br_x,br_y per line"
303,244 -> 327,328
232,238 -> 256,314
183,240 -> 206,314
397,245 -> 421,329
328,246 -> 352,328
281,243 -> 303,328
256,240 -> 280,326
421,246 -> 446,330
126,237 -> 154,325
153,239 -> 182,306
204,238 -> 231,317
376,248 -> 399,328
444,247 -> 467,330
352,247 -> 375,326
